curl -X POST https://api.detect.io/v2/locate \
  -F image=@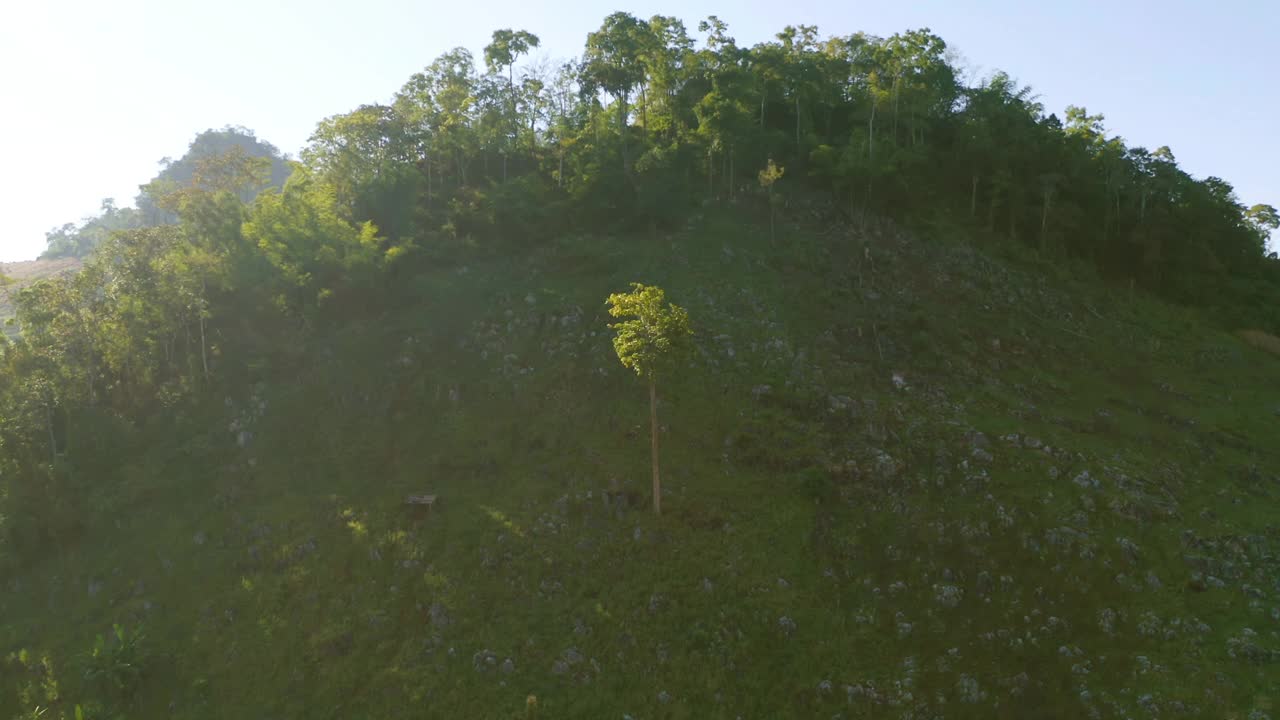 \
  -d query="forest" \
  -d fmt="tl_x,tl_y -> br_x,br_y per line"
2,12 -> 1279,718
